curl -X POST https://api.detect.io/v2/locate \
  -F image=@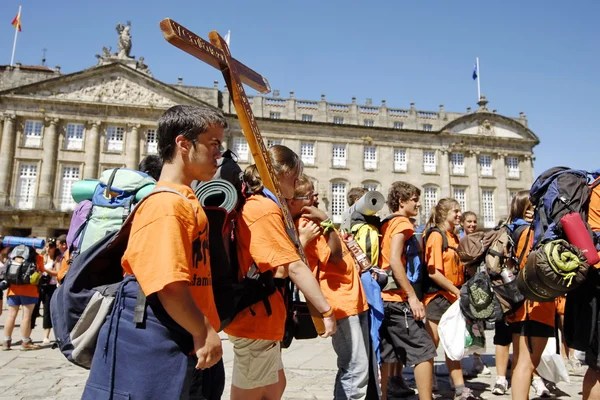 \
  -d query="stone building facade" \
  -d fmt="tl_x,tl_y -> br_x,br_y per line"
0,53 -> 539,238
